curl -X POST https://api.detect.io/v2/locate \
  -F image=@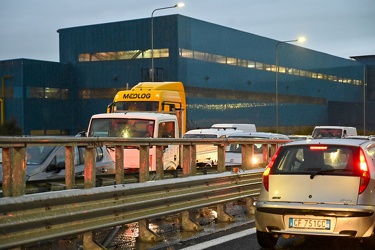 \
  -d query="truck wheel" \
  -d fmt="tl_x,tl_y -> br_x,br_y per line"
256,230 -> 278,248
